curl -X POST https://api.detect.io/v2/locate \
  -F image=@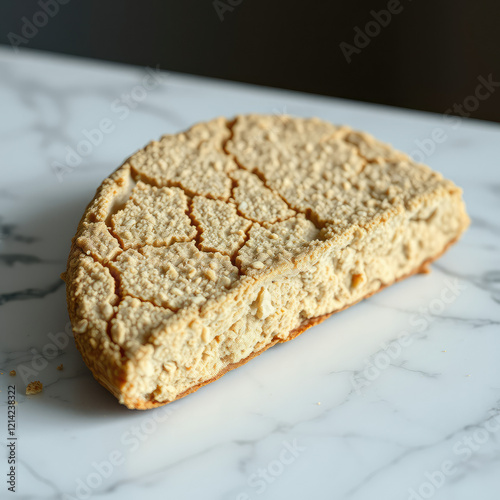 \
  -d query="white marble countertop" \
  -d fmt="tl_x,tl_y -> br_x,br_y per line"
0,47 -> 499,500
